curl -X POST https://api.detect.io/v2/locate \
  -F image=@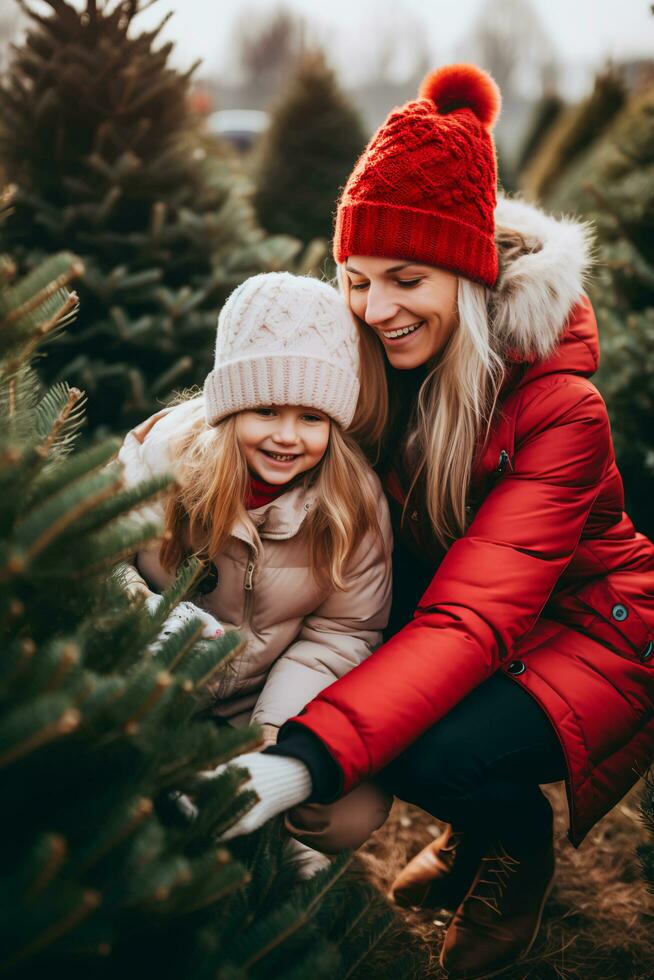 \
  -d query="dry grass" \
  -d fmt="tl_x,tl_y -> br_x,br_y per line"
357,783 -> 654,979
